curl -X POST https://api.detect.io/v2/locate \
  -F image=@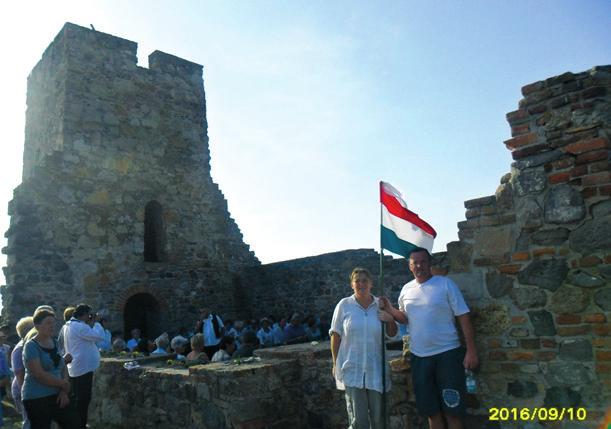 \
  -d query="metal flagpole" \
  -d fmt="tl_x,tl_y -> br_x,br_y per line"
379,201 -> 387,429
